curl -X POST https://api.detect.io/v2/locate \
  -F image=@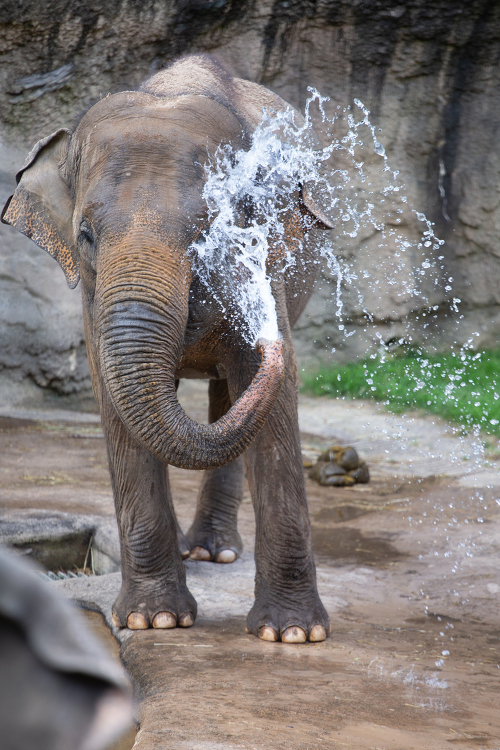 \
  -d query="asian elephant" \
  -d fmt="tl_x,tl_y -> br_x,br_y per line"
2,55 -> 333,643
